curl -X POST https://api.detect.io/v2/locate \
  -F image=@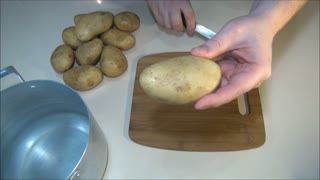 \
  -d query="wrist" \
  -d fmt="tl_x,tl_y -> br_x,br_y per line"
248,0 -> 307,36
247,13 -> 279,37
